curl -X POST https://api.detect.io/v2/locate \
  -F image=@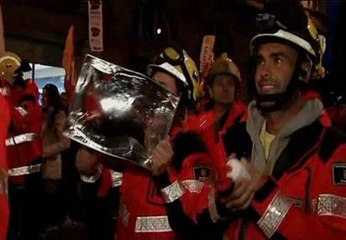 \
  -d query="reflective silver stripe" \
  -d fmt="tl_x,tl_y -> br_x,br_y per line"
110,170 -> 123,187
15,106 -> 28,116
6,133 -> 37,146
0,87 -> 10,96
160,180 -> 186,203
119,202 -> 130,226
208,188 -> 220,223
257,192 -> 293,238
8,163 -> 42,177
313,194 -> 346,219
135,216 -> 172,233
181,179 -> 204,193
80,168 -> 102,183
